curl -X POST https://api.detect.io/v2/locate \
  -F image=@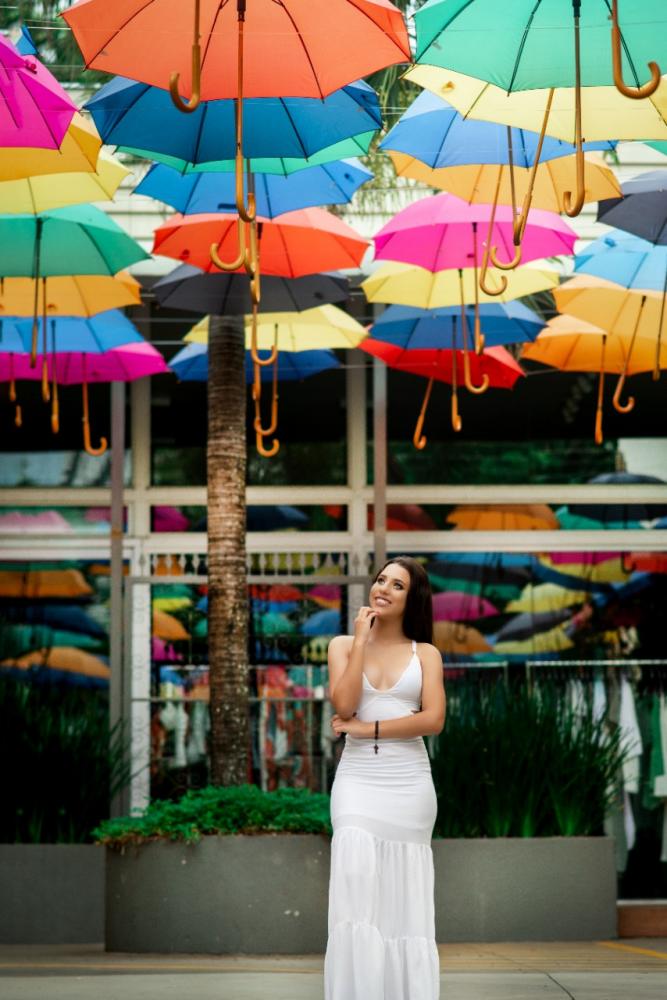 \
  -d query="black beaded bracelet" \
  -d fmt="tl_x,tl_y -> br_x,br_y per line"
374,720 -> 379,754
